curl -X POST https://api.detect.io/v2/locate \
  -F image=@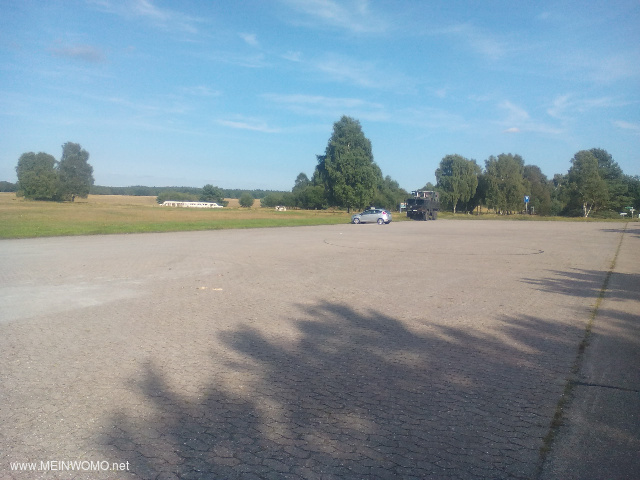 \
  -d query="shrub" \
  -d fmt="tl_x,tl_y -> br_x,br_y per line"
239,192 -> 255,208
